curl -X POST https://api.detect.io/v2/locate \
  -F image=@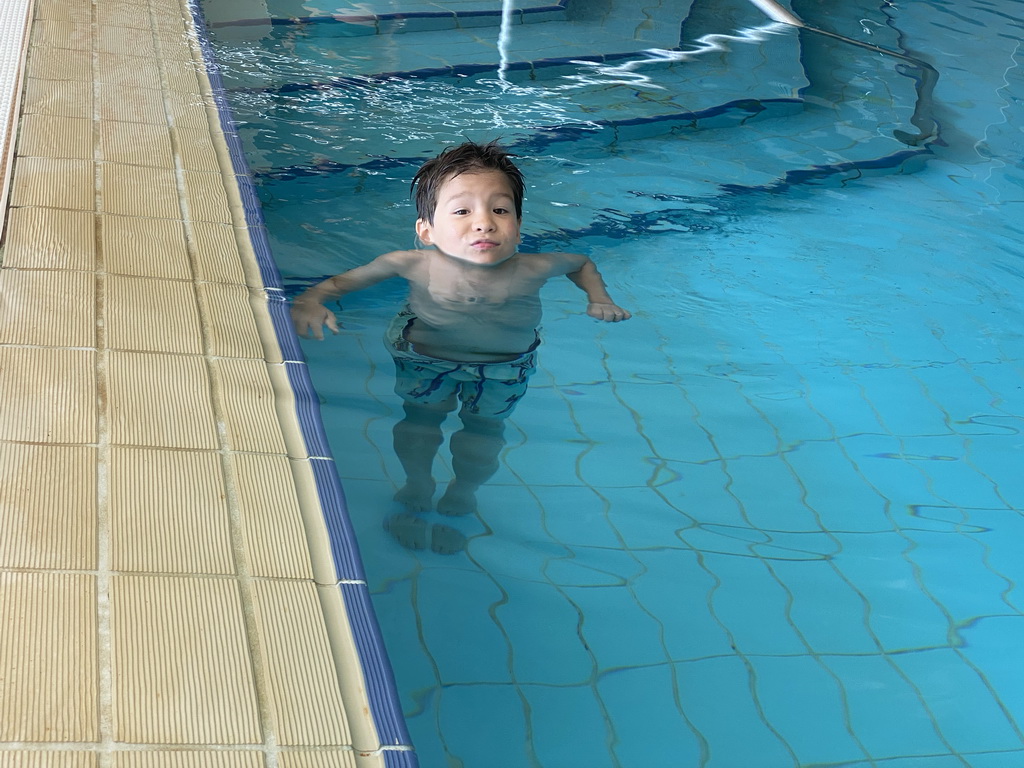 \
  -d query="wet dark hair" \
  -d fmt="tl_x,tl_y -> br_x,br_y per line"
411,140 -> 525,223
